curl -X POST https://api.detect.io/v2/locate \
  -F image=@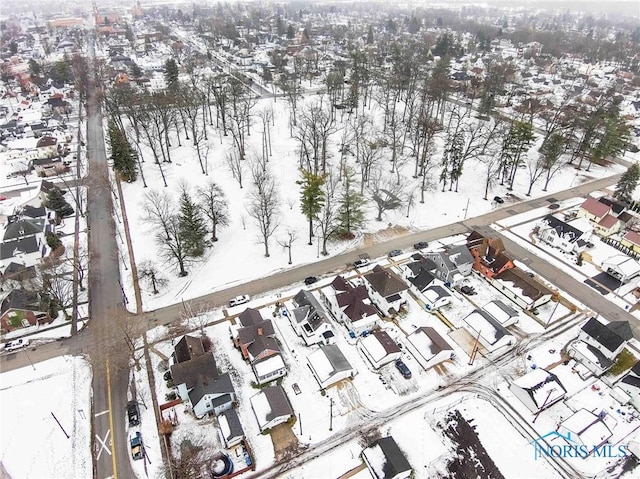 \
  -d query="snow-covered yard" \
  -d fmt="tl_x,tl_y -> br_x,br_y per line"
0,355 -> 92,479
